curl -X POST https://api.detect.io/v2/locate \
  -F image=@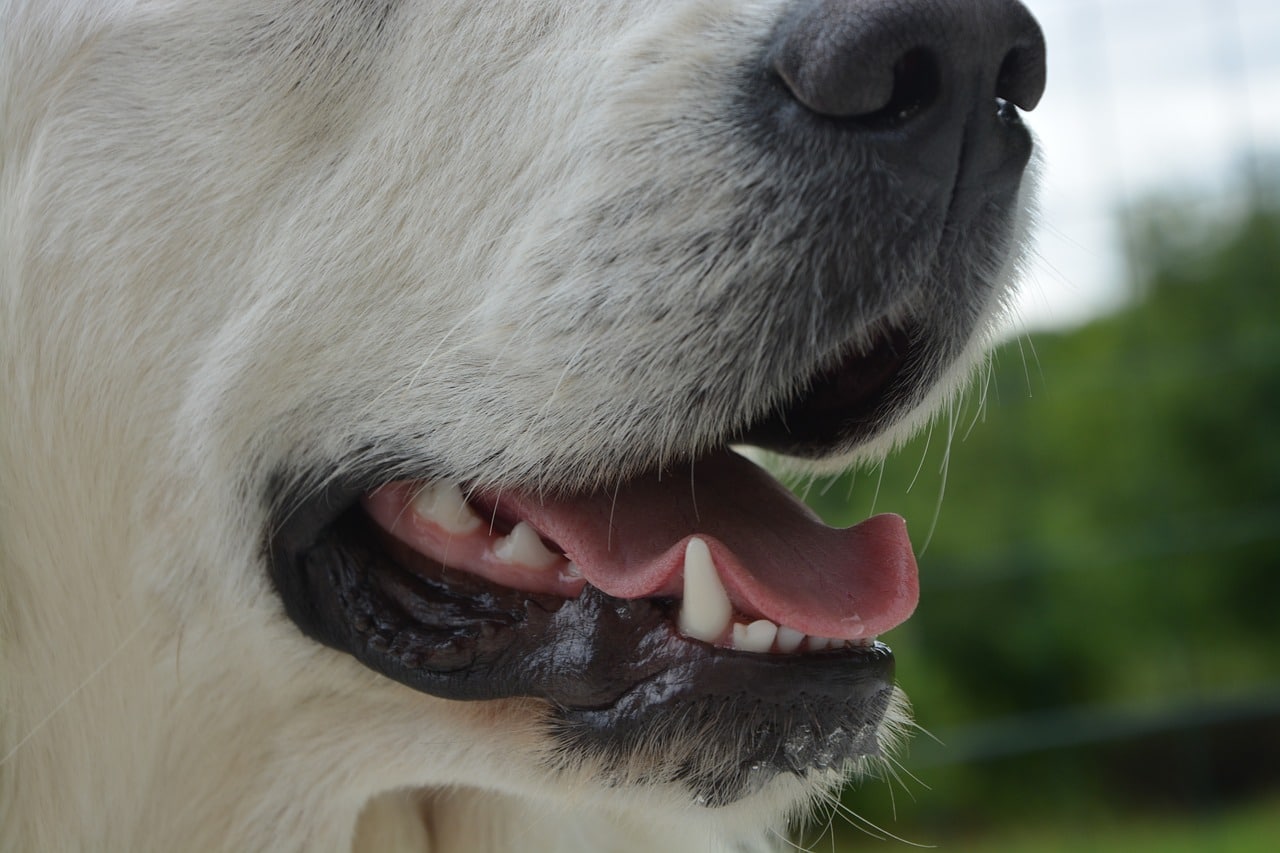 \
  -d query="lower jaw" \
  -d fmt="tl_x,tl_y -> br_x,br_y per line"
268,500 -> 900,804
